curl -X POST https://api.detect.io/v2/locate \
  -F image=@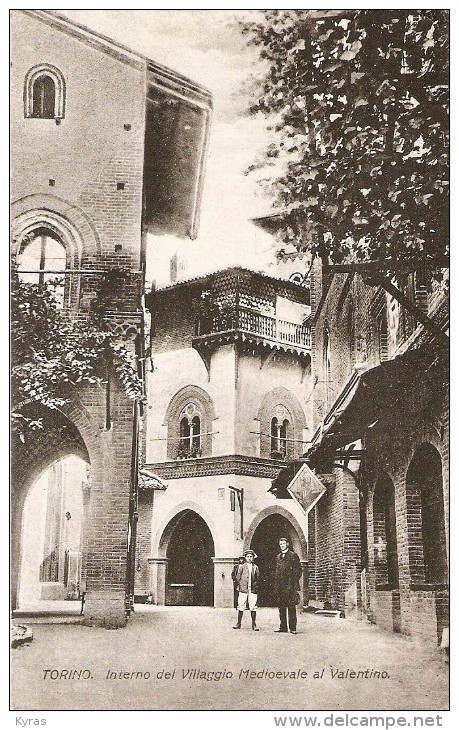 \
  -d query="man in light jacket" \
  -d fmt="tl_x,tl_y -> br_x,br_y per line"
233,549 -> 260,631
